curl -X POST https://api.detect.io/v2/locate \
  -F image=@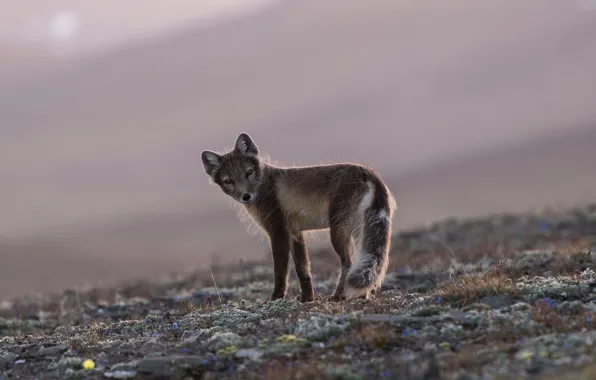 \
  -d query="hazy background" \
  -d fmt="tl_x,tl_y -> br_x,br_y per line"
1,0 -> 596,300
